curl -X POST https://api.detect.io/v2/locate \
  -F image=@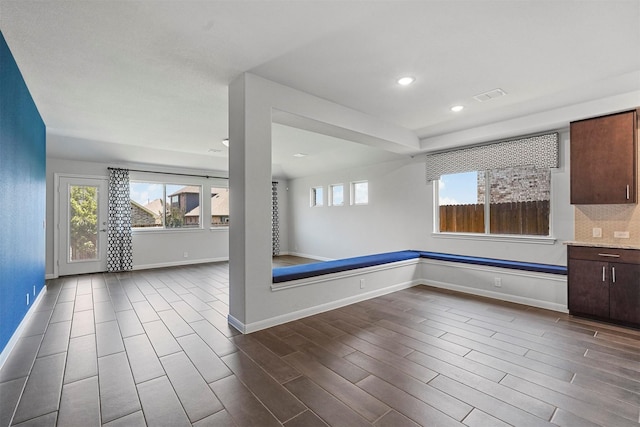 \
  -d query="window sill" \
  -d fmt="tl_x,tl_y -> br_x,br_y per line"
209,226 -> 229,232
132,227 -> 204,234
432,232 -> 556,245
